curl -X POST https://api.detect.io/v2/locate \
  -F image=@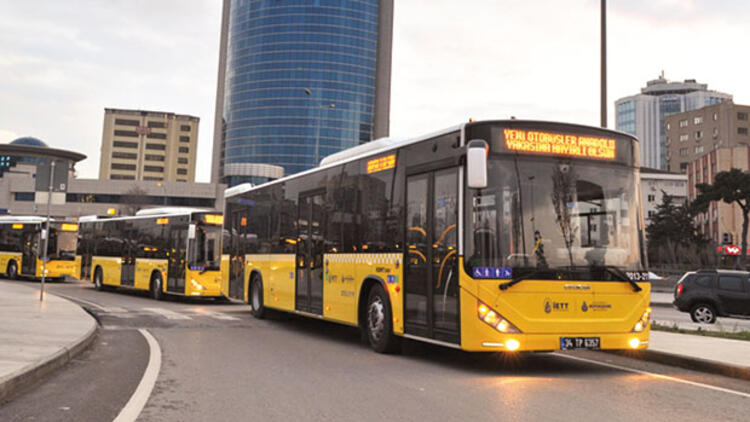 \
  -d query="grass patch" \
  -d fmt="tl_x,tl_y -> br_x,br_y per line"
651,321 -> 750,341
